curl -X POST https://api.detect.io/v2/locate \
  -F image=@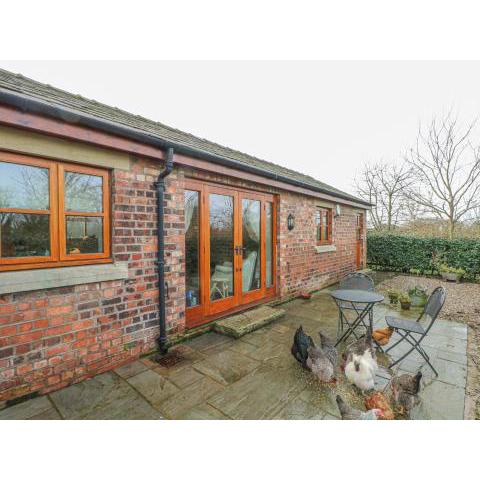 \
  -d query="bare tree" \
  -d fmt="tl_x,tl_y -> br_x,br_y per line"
355,161 -> 413,231
405,114 -> 480,239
